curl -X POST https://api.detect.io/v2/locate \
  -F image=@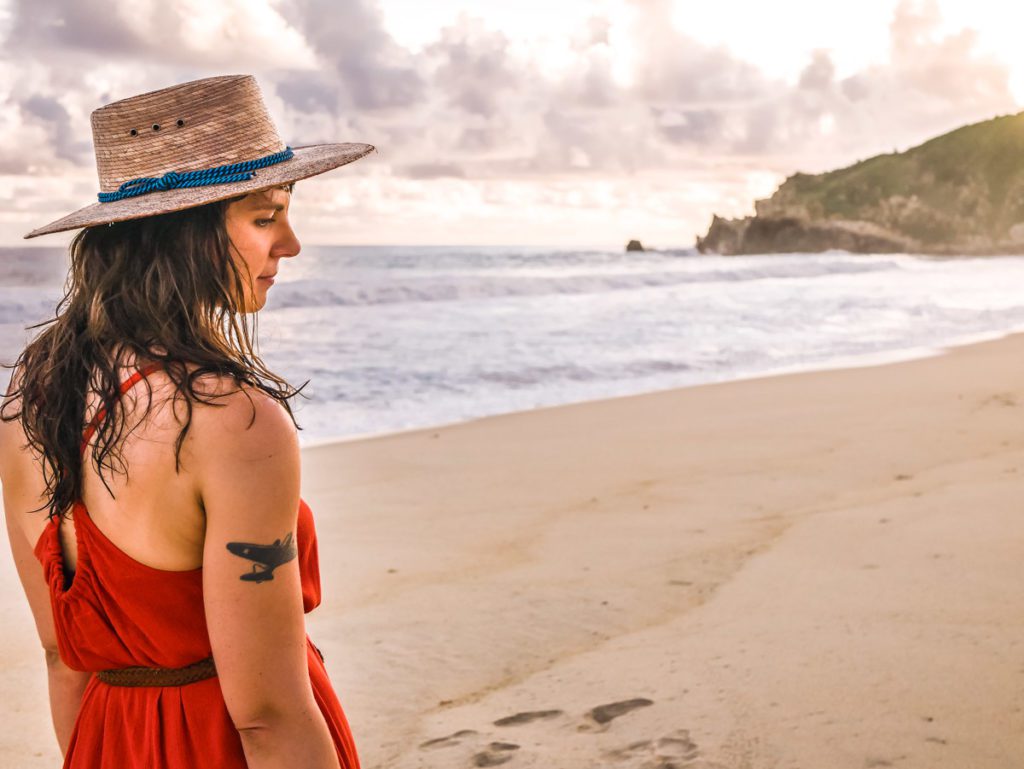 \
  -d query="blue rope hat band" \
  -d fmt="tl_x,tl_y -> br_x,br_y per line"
97,146 -> 295,203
